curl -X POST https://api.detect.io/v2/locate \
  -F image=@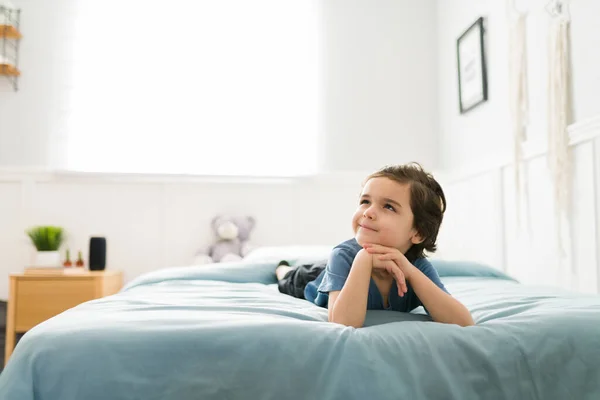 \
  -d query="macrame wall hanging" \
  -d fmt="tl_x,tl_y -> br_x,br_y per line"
546,0 -> 572,262
507,0 -> 530,232
506,0 -> 573,277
